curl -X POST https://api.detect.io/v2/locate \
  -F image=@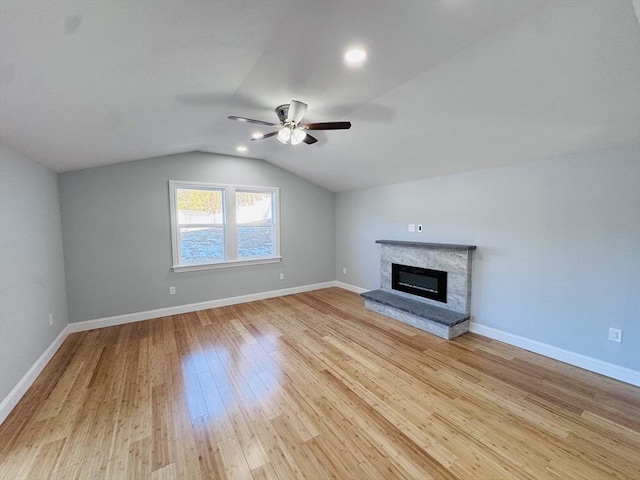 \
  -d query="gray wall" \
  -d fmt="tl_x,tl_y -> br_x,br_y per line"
58,151 -> 335,323
335,146 -> 640,371
0,146 -> 69,401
